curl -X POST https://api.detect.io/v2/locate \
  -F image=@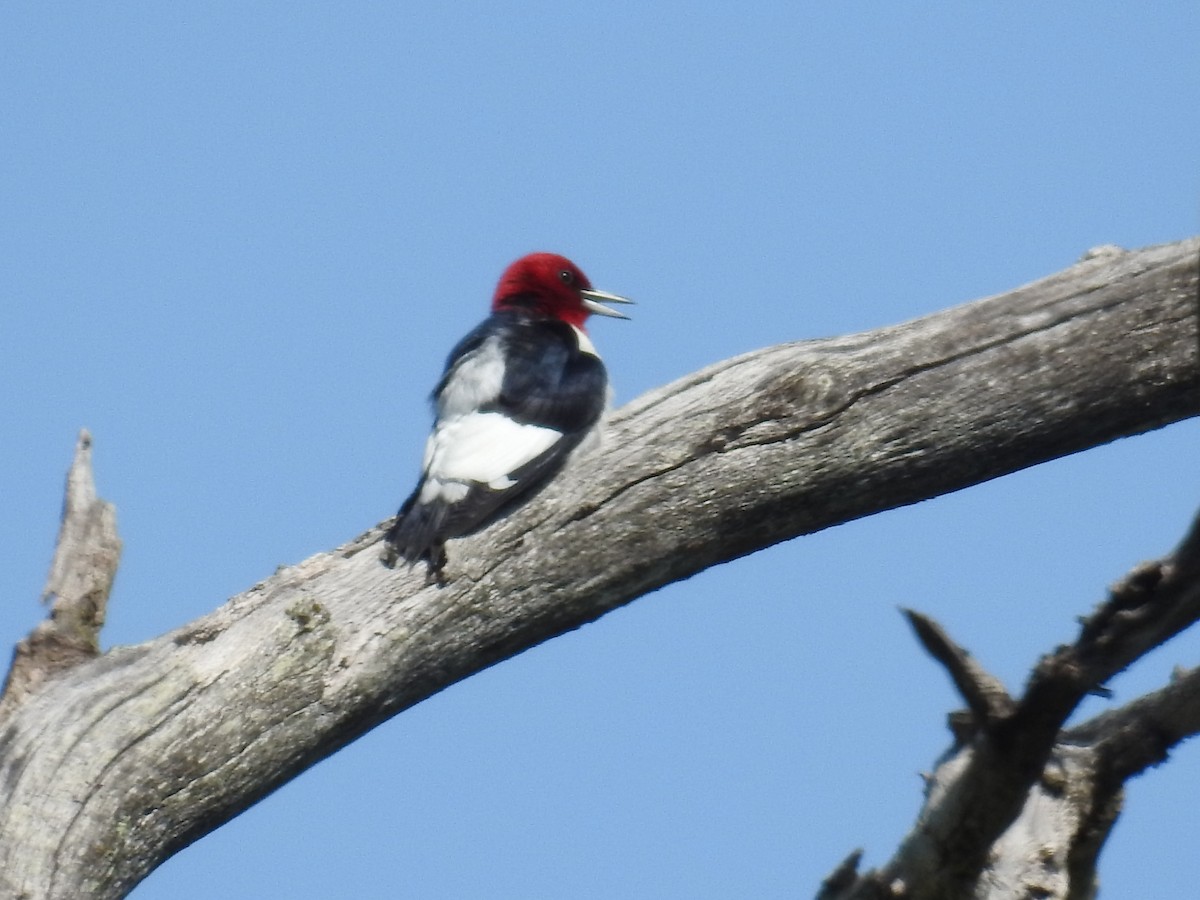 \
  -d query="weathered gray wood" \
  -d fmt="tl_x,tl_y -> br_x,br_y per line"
0,239 -> 1197,899
0,430 -> 120,723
